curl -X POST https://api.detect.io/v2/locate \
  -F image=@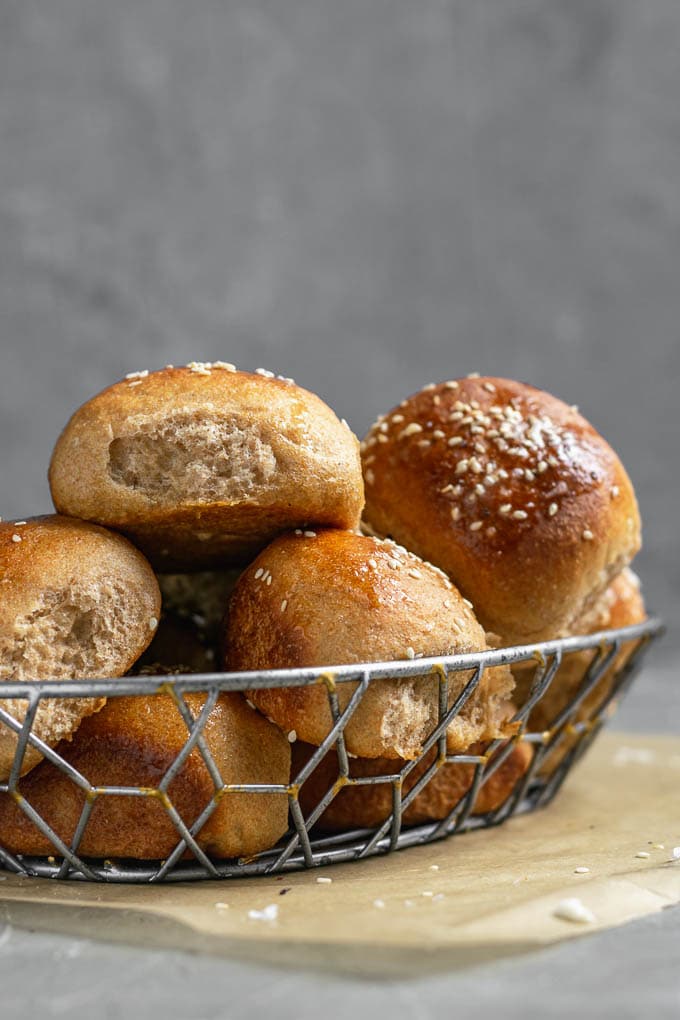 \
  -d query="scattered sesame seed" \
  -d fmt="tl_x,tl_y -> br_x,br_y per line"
248,904 -> 279,922
486,526 -> 497,537
401,423 -> 423,438
148,617 -> 158,630
450,506 -> 461,522
287,730 -> 297,742
432,429 -> 445,440
570,404 -> 579,413
281,600 -> 288,613
11,534 -> 21,543
429,864 -> 440,871
254,568 -> 264,579
423,383 -> 437,391
512,510 -> 528,520
14,521 -> 26,526
128,379 -> 143,387
469,457 -> 483,473
635,852 -> 650,859
469,521 -> 483,531
212,361 -> 236,371
266,575 -> 272,585
406,647 -> 416,659
373,899 -> 386,909
552,898 -> 596,924
671,847 -> 680,860
294,529 -> 303,535
455,459 -> 469,475
255,367 -> 275,378
187,361 -> 212,376
574,867 -> 590,874
467,371 -> 481,378
418,439 -> 431,448
443,599 -> 451,609
408,568 -> 422,579
215,902 -> 230,910
391,414 -> 405,424
448,436 -> 464,447
441,484 -> 455,494
610,486 -> 620,499
443,381 -> 459,389
582,529 -> 594,541
474,483 -> 485,496
316,876 -> 332,883
376,433 -> 389,444
462,598 -> 474,609
651,844 -> 665,850
548,503 -> 558,516
499,504 -> 512,515
365,469 -> 375,486
304,530 -> 317,538
421,891 -> 434,897
125,370 -> 149,380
